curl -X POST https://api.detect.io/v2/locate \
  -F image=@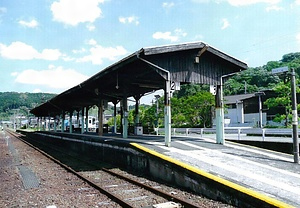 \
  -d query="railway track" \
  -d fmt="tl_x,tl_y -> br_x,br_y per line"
6,130 -> 202,208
